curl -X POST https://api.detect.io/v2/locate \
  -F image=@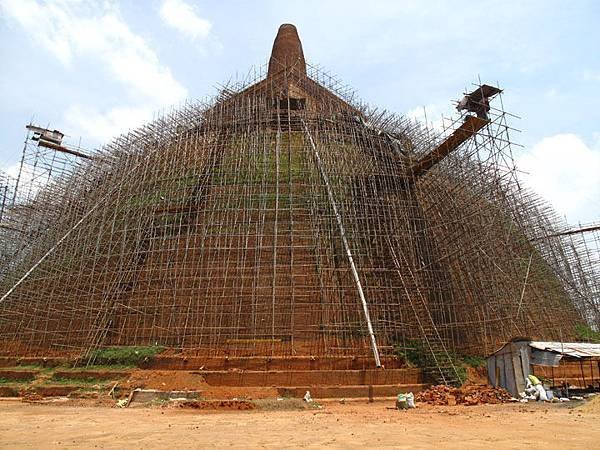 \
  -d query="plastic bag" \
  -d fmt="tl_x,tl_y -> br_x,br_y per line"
535,384 -> 548,401
396,393 -> 408,410
303,390 -> 313,403
406,392 -> 416,408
